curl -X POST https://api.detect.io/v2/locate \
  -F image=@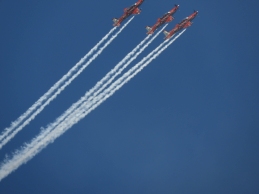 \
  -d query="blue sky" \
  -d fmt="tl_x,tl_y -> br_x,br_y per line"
0,0 -> 259,193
